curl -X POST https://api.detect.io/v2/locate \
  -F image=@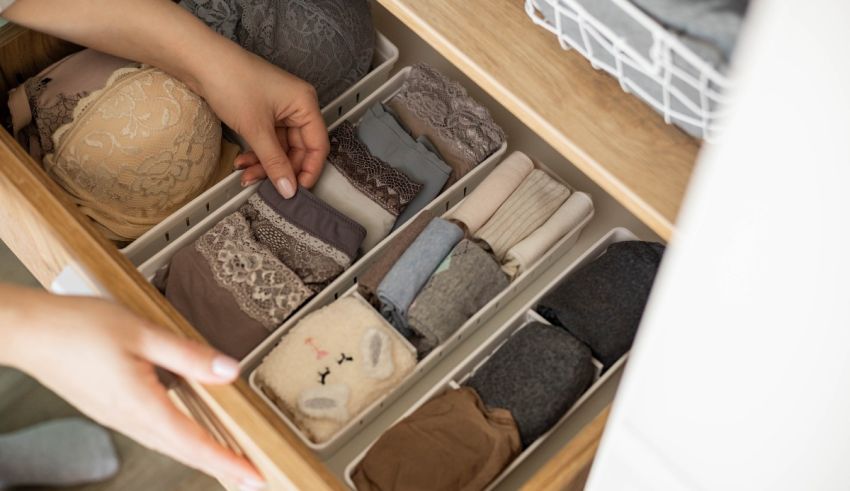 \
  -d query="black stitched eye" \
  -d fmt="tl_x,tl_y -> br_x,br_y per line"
318,367 -> 330,385
337,352 -> 354,365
